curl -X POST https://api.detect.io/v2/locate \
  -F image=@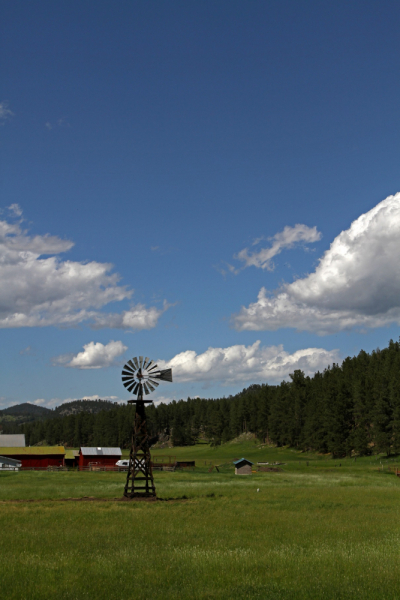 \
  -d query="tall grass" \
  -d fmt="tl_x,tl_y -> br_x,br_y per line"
1,450 -> 400,599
